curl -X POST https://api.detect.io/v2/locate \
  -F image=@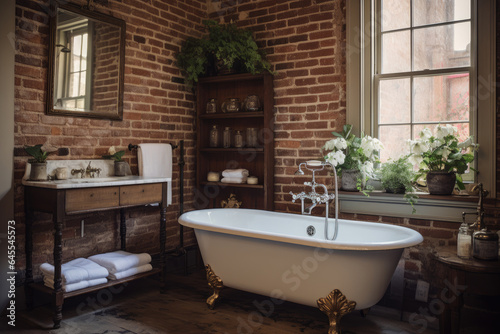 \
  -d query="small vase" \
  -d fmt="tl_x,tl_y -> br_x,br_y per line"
426,171 -> 456,195
341,169 -> 361,192
29,162 -> 47,181
114,161 -> 128,176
